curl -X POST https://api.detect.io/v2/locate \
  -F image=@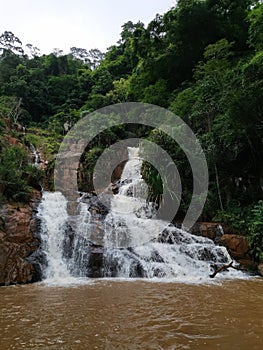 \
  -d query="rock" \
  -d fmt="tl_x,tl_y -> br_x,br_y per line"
87,248 -> 104,278
0,242 -> 36,285
3,135 -> 22,146
112,161 -> 126,182
4,207 -> 33,243
190,222 -> 223,243
189,222 -> 257,271
187,222 -> 255,266
220,234 -> 250,257
0,192 -> 42,286
258,263 -> 263,277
